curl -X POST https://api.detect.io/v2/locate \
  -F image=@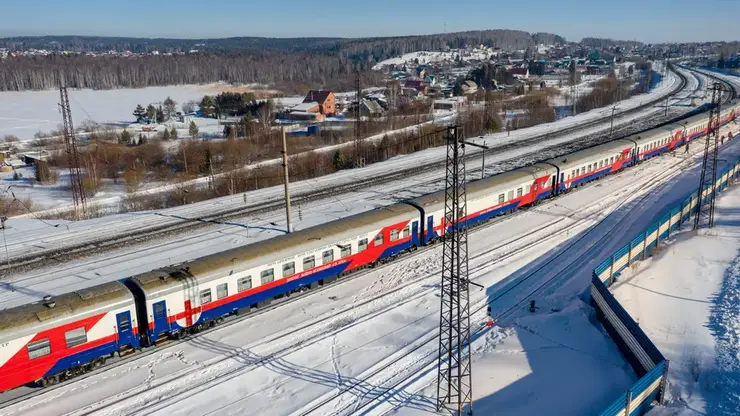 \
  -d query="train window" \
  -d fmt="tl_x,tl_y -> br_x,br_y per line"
217,283 -> 228,299
341,245 -> 352,258
154,302 -> 166,319
282,262 -> 295,277
517,188 -> 523,198
507,190 -> 514,200
303,256 -> 315,270
390,229 -> 399,241
525,185 -> 531,194
402,226 -> 410,238
261,269 -> 275,285
374,233 -> 384,246
610,157 -> 614,164
200,289 -> 212,305
65,327 -> 87,349
323,249 -> 334,264
498,194 -> 504,204
533,183 -> 538,192
358,238 -> 368,252
571,170 -> 576,177
599,161 -> 603,168
27,338 -> 51,359
238,276 -> 252,292
587,164 -> 592,172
